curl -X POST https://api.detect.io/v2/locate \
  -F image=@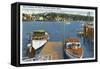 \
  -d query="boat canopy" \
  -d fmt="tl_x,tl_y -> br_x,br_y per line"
33,30 -> 46,33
